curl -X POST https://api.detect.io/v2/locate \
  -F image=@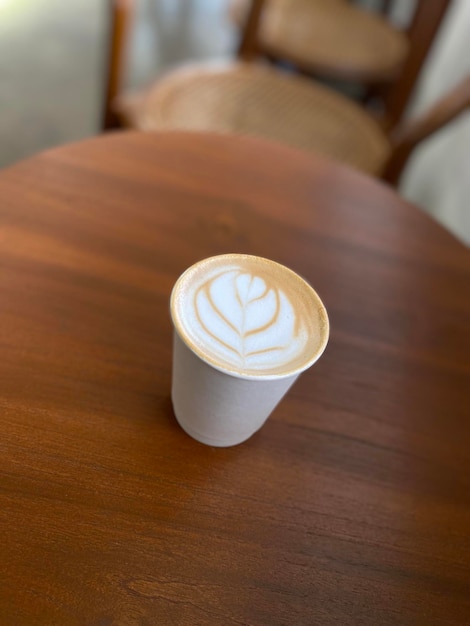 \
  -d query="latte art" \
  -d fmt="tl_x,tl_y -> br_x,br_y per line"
195,269 -> 305,370
171,255 -> 329,378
